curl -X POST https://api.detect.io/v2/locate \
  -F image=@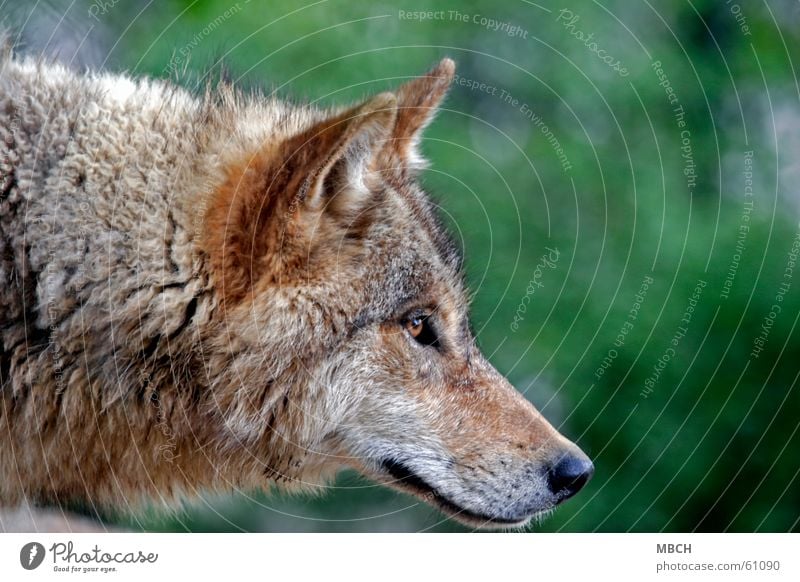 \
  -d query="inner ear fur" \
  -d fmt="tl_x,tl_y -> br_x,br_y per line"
290,91 -> 398,213
389,58 -> 455,167
203,93 -> 397,309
